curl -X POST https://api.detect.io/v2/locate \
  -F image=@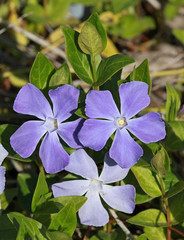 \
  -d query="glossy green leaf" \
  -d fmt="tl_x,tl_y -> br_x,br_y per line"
0,188 -> 17,210
32,173 -> 49,213
0,124 -> 33,162
49,202 -> 76,236
62,26 -> 93,84
168,121 -> 184,141
131,165 -> 162,197
126,59 -> 151,93
151,146 -> 170,176
78,22 -> 104,56
166,83 -> 180,122
127,209 -> 168,227
17,173 -> 37,212
165,181 -> 184,199
49,62 -> 72,88
144,227 -> 166,240
87,12 -> 107,49
30,52 -> 55,90
169,192 -> 184,225
95,54 -> 134,86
